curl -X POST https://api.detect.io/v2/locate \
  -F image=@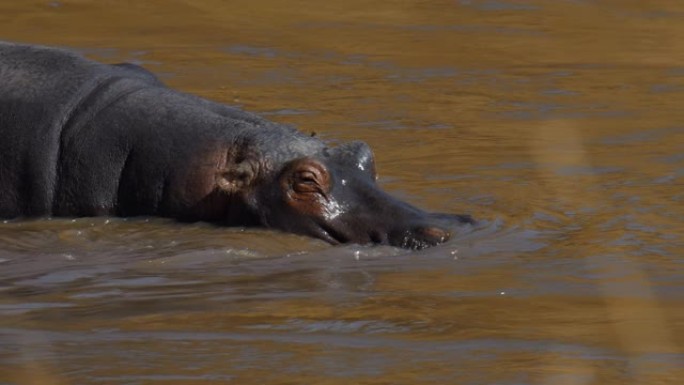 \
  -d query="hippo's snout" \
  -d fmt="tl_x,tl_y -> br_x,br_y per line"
389,225 -> 452,250
419,226 -> 451,242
